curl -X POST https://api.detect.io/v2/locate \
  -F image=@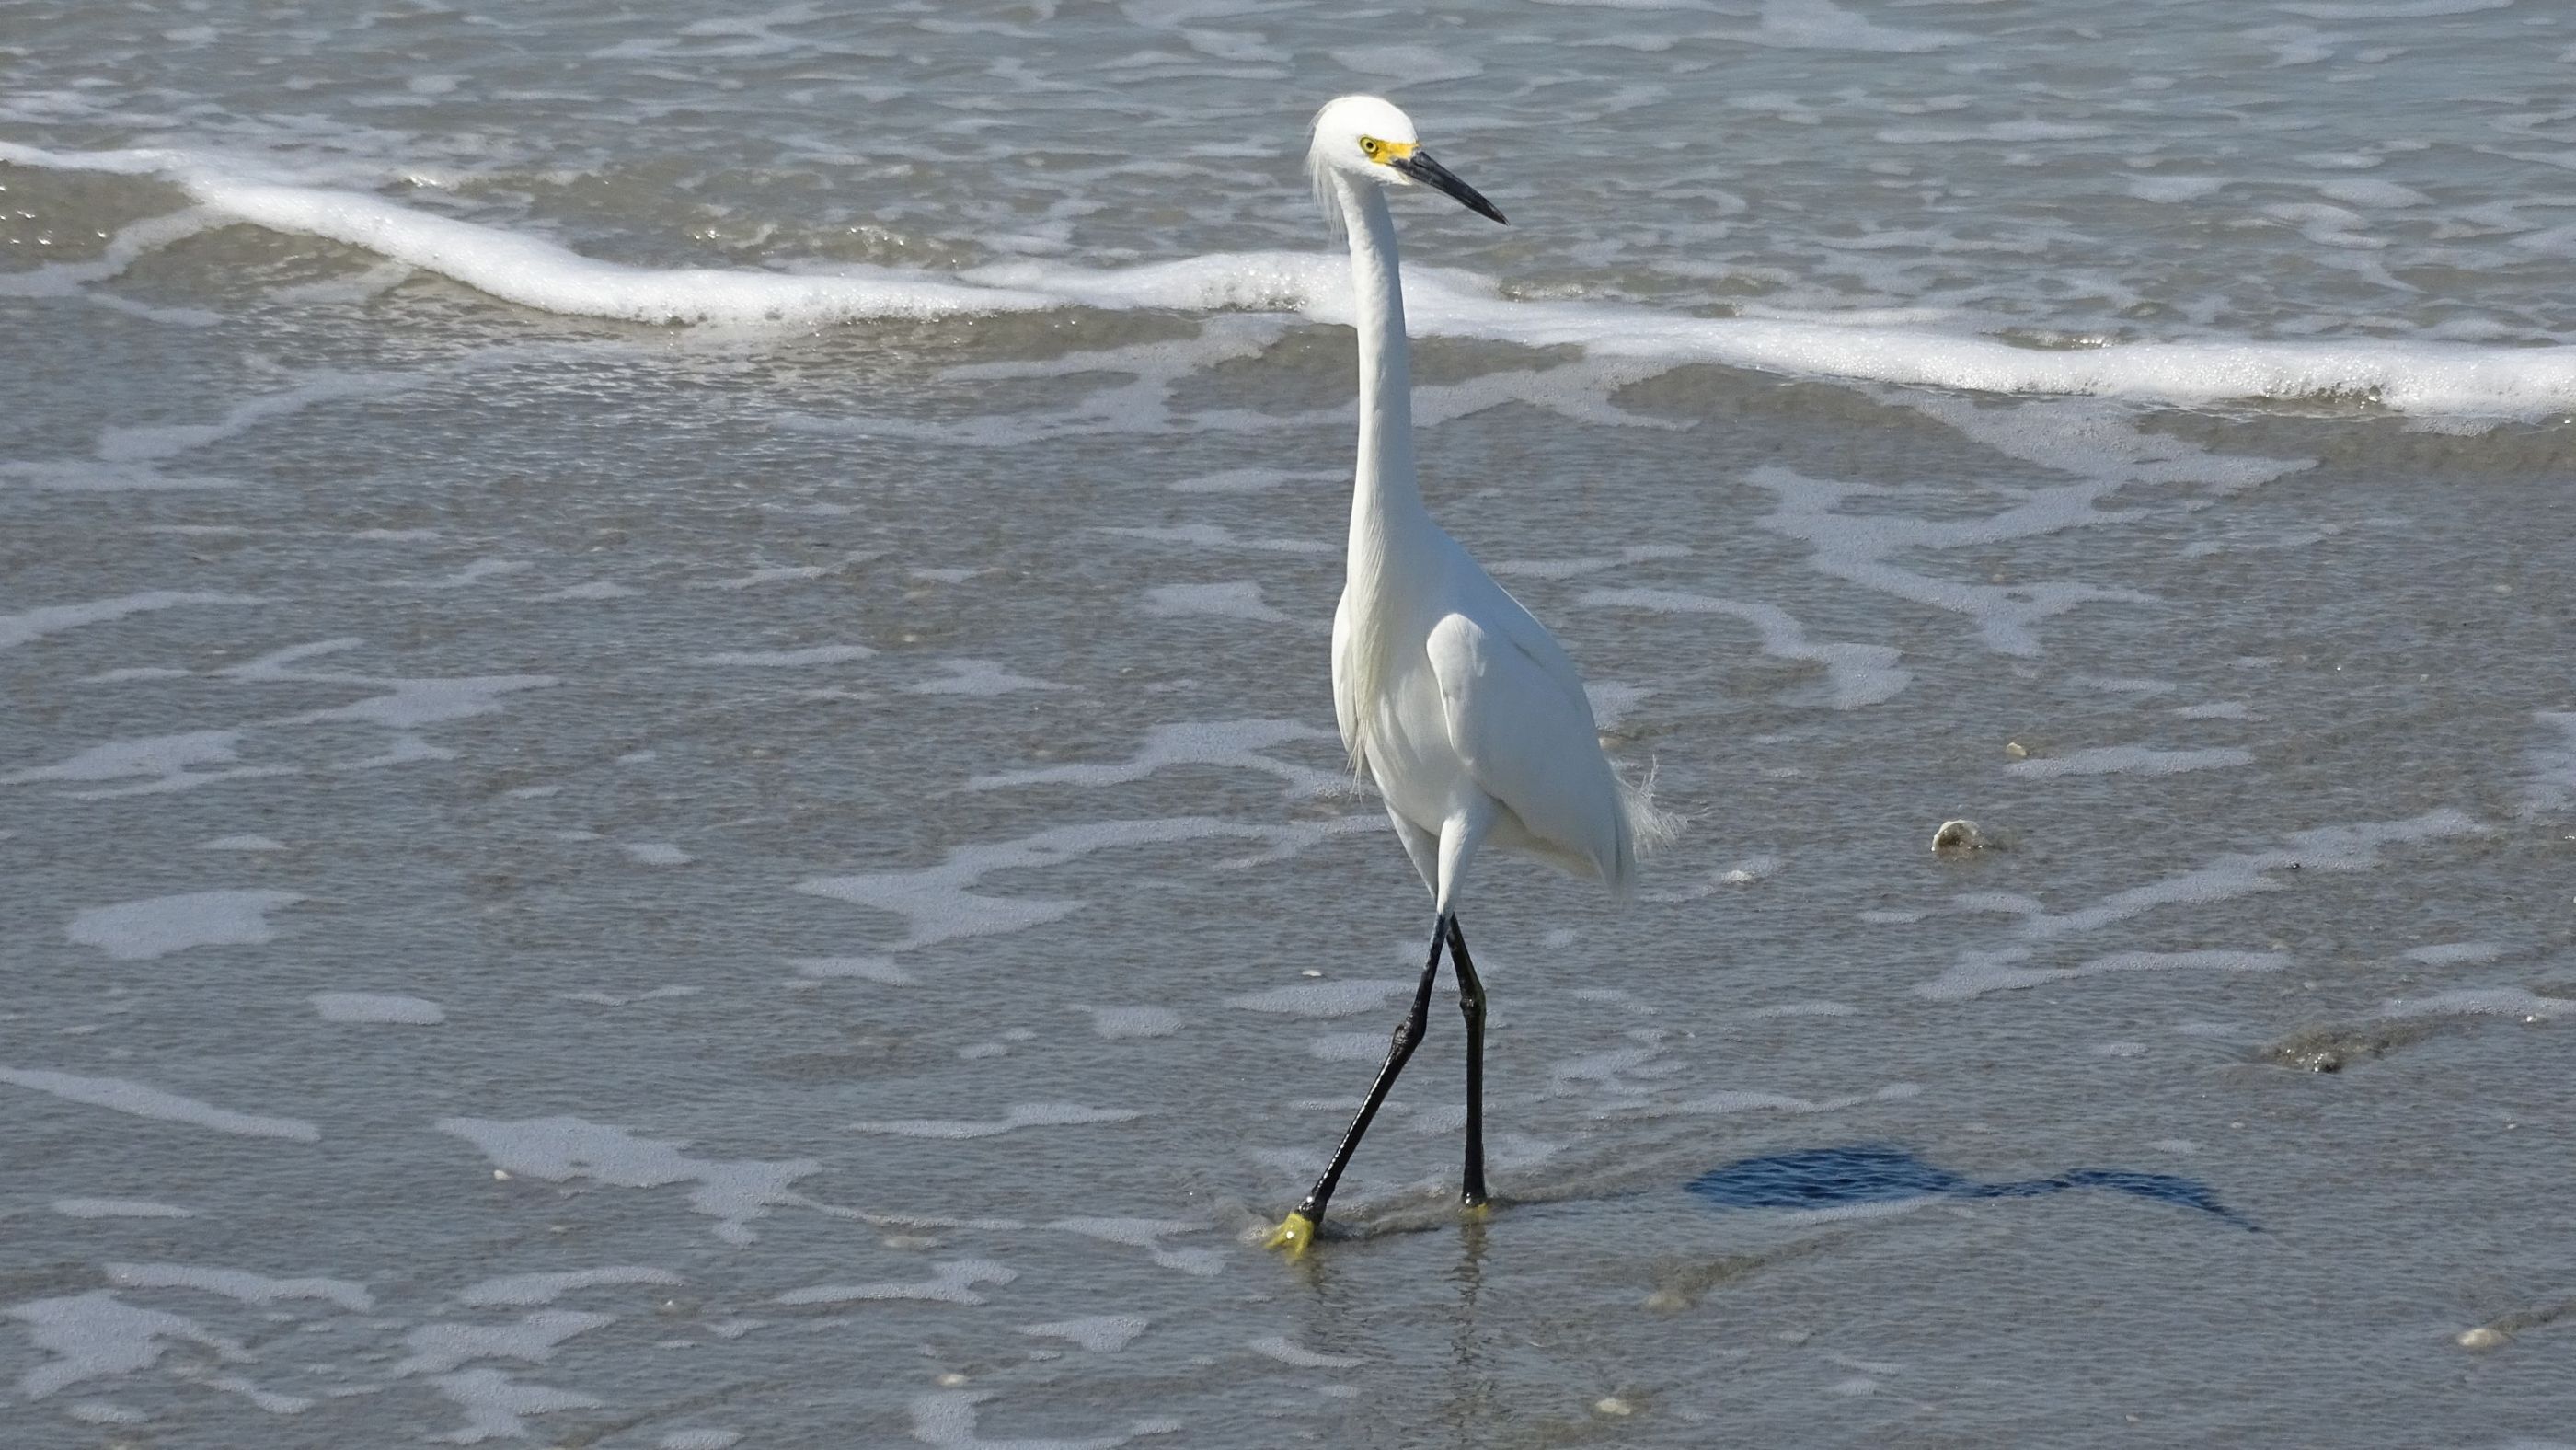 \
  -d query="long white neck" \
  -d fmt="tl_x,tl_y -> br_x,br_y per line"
1336,175 -> 1423,533
1330,173 -> 1427,773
